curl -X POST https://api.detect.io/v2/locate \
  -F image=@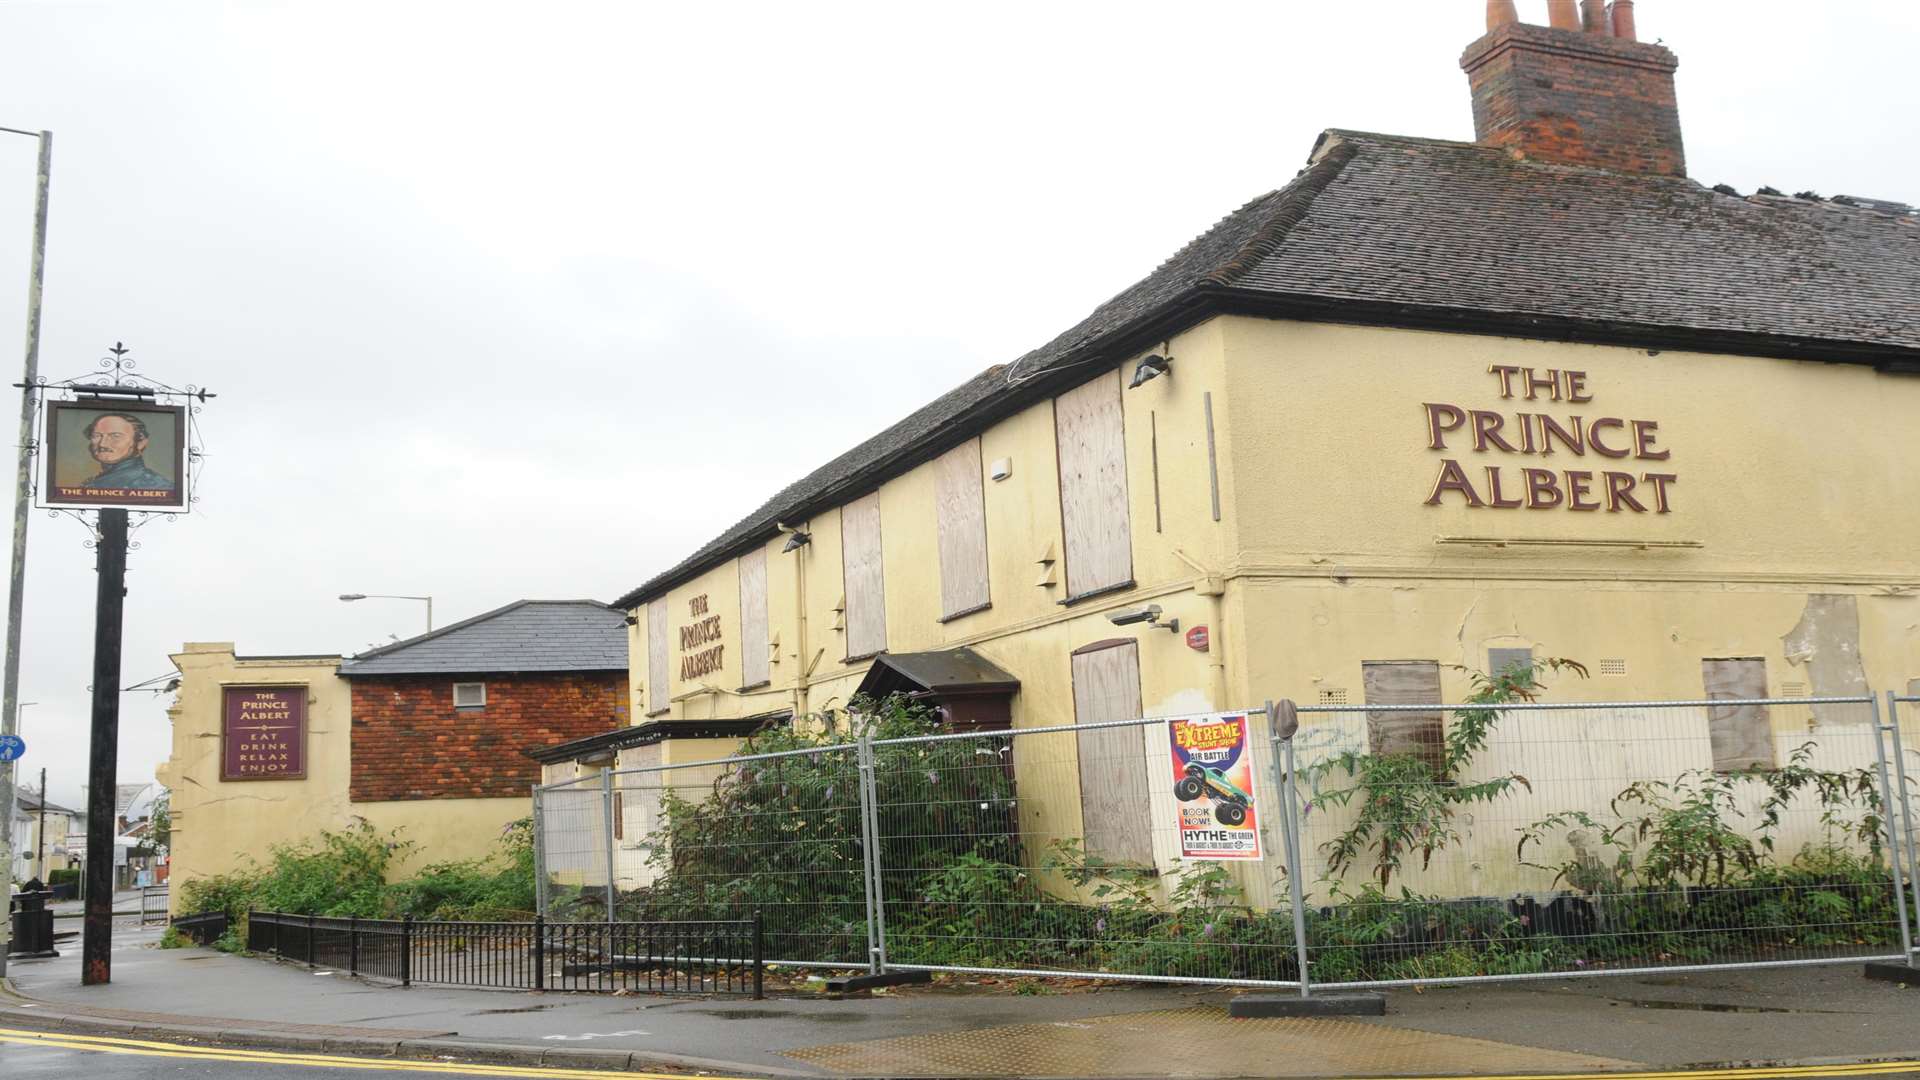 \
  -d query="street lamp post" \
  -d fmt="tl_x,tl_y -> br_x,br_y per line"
0,125 -> 50,979
339,593 -> 433,635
